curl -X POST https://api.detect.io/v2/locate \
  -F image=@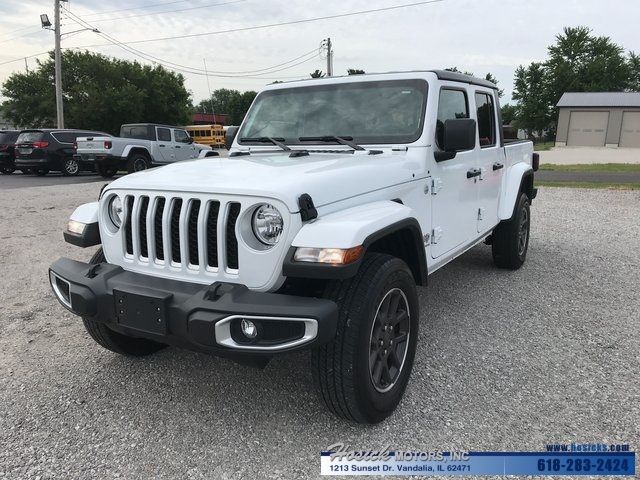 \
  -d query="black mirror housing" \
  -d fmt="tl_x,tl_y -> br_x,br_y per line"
225,126 -> 239,150
435,119 -> 476,162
